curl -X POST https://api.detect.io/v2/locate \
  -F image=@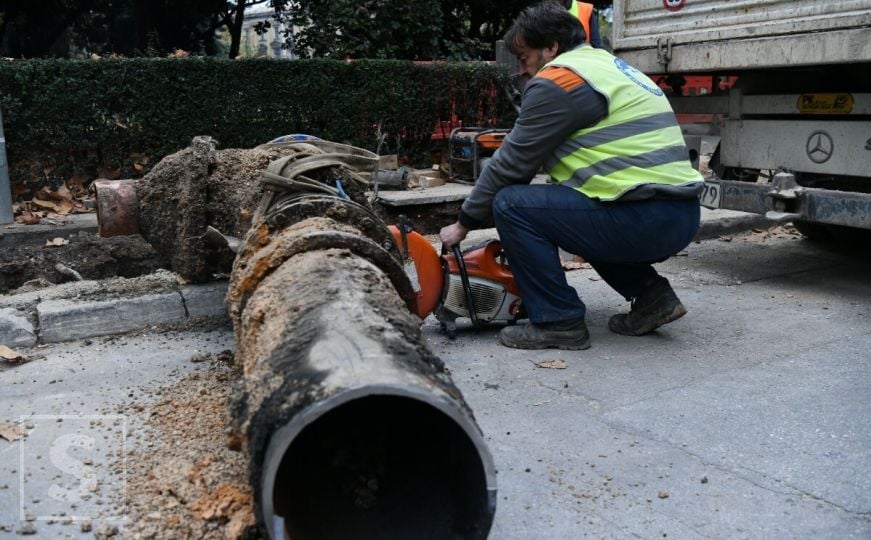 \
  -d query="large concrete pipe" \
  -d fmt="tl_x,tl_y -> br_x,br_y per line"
93,138 -> 498,538
227,194 -> 496,538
